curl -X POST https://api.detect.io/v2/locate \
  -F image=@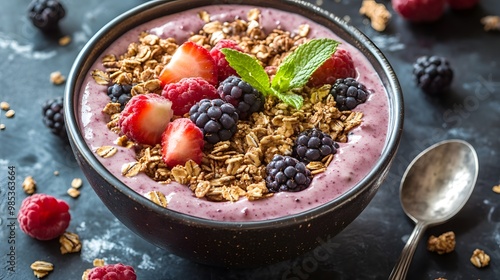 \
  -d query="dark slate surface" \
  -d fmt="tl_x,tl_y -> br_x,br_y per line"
1,0 -> 499,279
